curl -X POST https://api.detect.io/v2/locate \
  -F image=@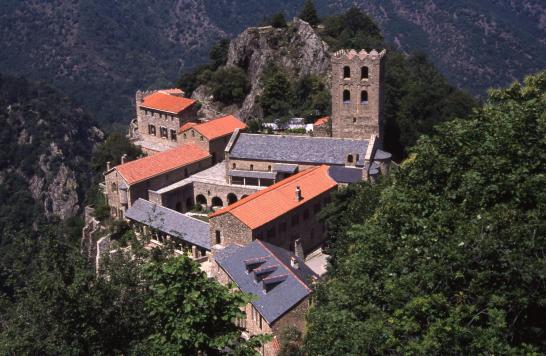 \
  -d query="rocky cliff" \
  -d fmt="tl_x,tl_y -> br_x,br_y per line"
225,19 -> 330,120
0,1 -> 543,126
0,74 -> 103,230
